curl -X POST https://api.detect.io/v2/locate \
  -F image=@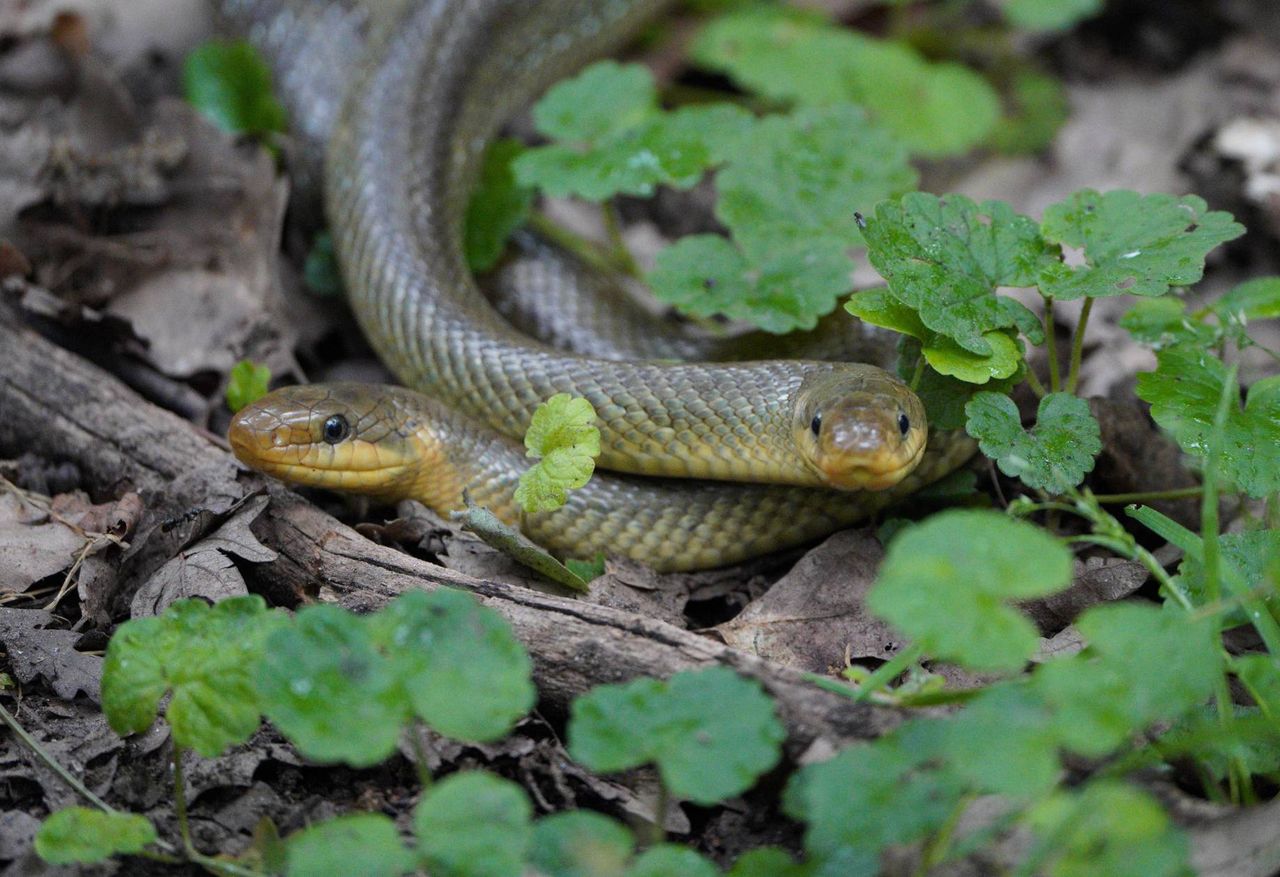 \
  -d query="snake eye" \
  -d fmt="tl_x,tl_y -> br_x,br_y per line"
897,413 -> 911,436
322,414 -> 350,444
810,411 -> 822,437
